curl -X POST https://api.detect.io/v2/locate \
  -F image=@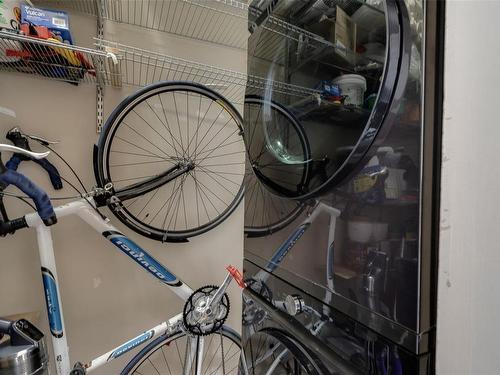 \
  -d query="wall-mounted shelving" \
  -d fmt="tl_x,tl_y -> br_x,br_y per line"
40,0 -> 250,49
0,28 -> 318,106
97,38 -> 320,104
0,30 -> 118,86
